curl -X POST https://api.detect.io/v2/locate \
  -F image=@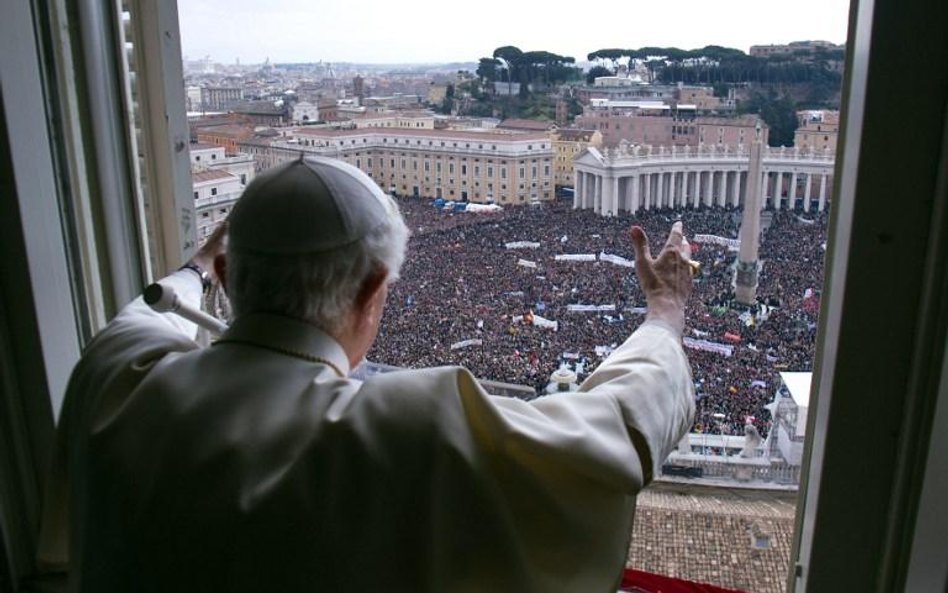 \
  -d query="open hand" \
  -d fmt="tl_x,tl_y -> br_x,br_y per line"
629,221 -> 694,334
